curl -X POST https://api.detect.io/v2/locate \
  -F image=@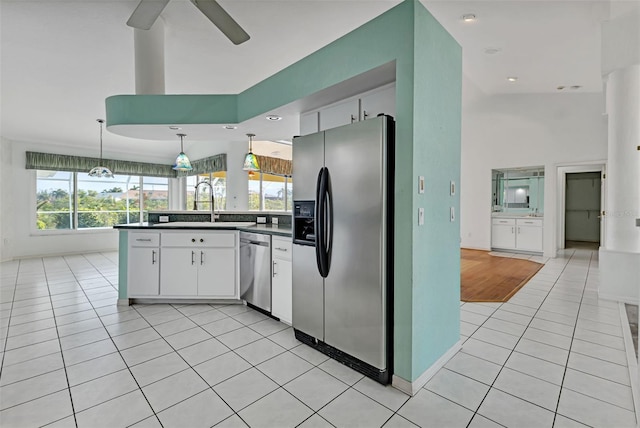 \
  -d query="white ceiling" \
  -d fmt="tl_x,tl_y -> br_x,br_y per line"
0,0 -> 610,163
